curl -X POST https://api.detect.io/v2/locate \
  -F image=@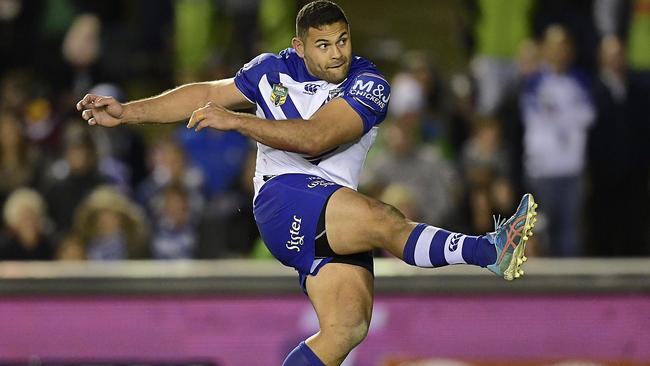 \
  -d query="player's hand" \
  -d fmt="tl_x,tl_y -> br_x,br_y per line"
186,102 -> 238,132
77,94 -> 124,127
